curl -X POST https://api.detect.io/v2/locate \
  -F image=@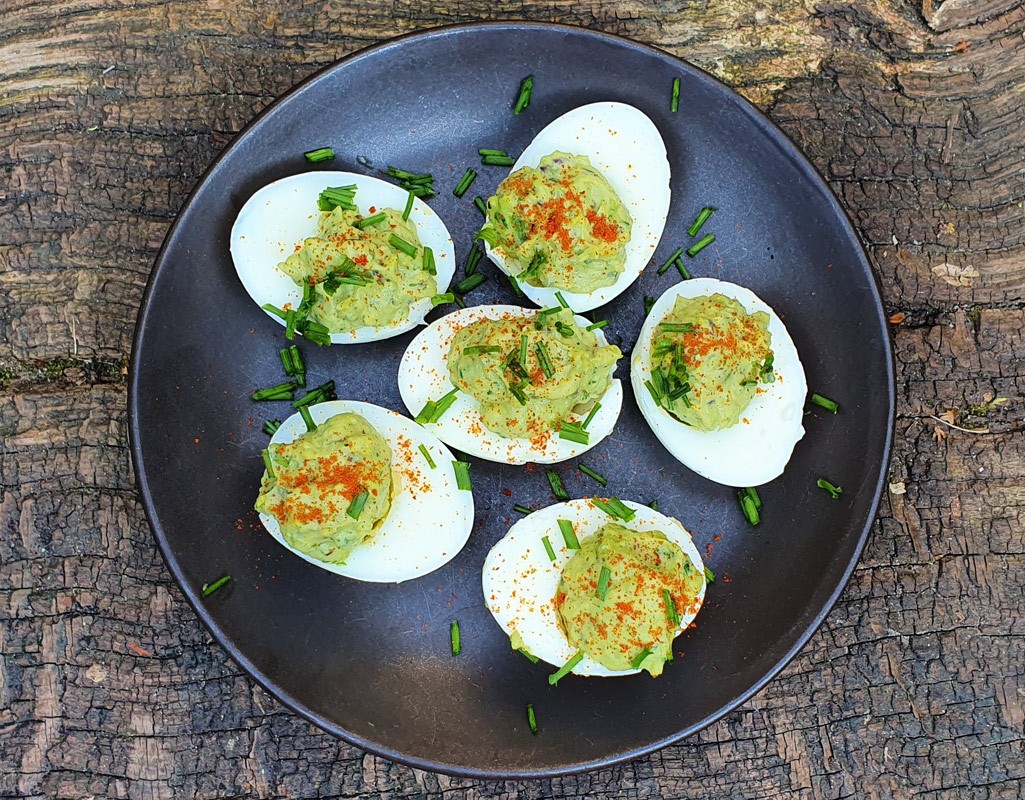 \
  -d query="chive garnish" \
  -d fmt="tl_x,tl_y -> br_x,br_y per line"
251,381 -> 297,401
514,504 -> 533,515
284,309 -> 298,340
292,379 -> 337,408
354,211 -> 387,230
657,247 -> 685,275
596,565 -> 611,600
385,166 -> 435,198
389,234 -> 418,258
555,291 -> 569,308
298,405 -> 317,432
663,589 -> 680,626
300,320 -> 332,347
481,154 -> 515,167
644,296 -> 655,315
538,306 -> 562,317
581,402 -> 601,429
535,341 -> 554,379
675,258 -> 692,280
201,575 -> 231,598
507,273 -> 524,297
548,651 -> 583,685
453,168 -> 477,198
465,242 -> 483,276
431,292 -> 454,307
688,206 -> 716,237
585,320 -> 608,331
547,470 -> 569,501
542,534 -> 557,562
631,648 -> 653,670
557,519 -> 579,549
304,146 -> 335,163
414,388 -> 459,424
686,233 -> 715,257
418,443 -> 436,469
477,148 -> 509,157
558,422 -> 589,445
346,490 -> 369,520
476,227 -> 500,248
520,649 -> 540,664
474,196 -> 487,215
591,496 -> 635,521
261,449 -> 275,475
455,273 -> 486,295
738,488 -> 761,525
420,245 -> 436,276
509,383 -> 528,406
453,460 -> 472,491
809,392 -> 840,414
262,419 -> 282,436
462,345 -> 502,355
317,185 -> 357,211
519,334 -> 528,365
659,322 -> 695,333
526,704 -> 538,734
817,477 -> 843,499
450,620 -> 462,656
555,321 -> 575,337
746,486 -> 762,510
670,77 -> 681,113
704,566 -> 715,583
644,379 -> 663,404
649,498 -> 659,512
261,303 -> 286,321
513,75 -> 534,115
577,463 -> 607,487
